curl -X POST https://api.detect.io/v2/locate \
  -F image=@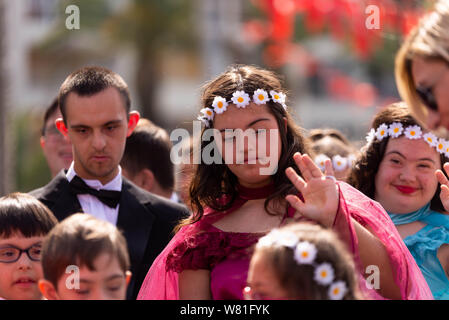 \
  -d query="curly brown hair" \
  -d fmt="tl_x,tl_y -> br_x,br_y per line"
347,102 -> 448,212
177,65 -> 313,230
